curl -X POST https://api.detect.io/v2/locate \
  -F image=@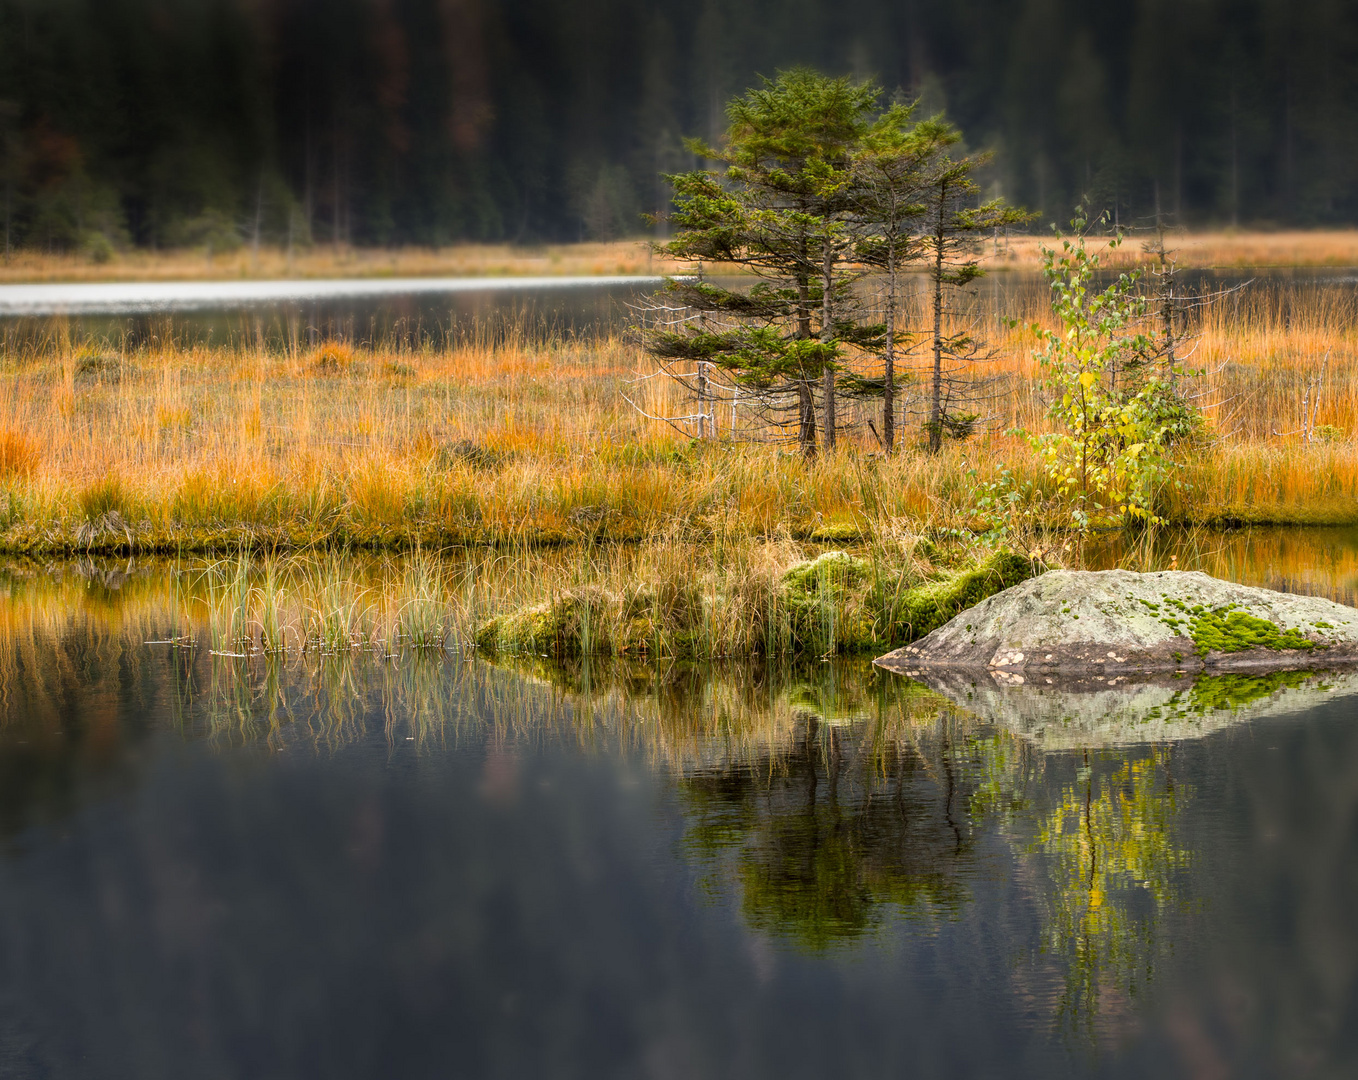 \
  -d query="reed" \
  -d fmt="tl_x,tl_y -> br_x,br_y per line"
0,548 -> 968,769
